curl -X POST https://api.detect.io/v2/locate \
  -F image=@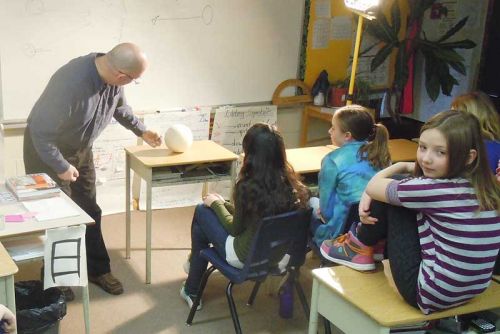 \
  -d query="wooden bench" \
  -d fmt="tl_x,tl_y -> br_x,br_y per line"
308,265 -> 500,334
